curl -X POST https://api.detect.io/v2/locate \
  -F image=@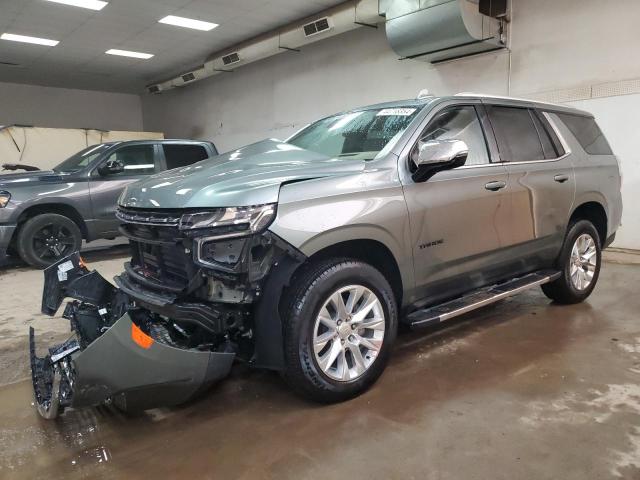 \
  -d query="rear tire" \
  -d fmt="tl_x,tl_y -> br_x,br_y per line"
282,258 -> 398,403
17,213 -> 82,269
541,220 -> 601,304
